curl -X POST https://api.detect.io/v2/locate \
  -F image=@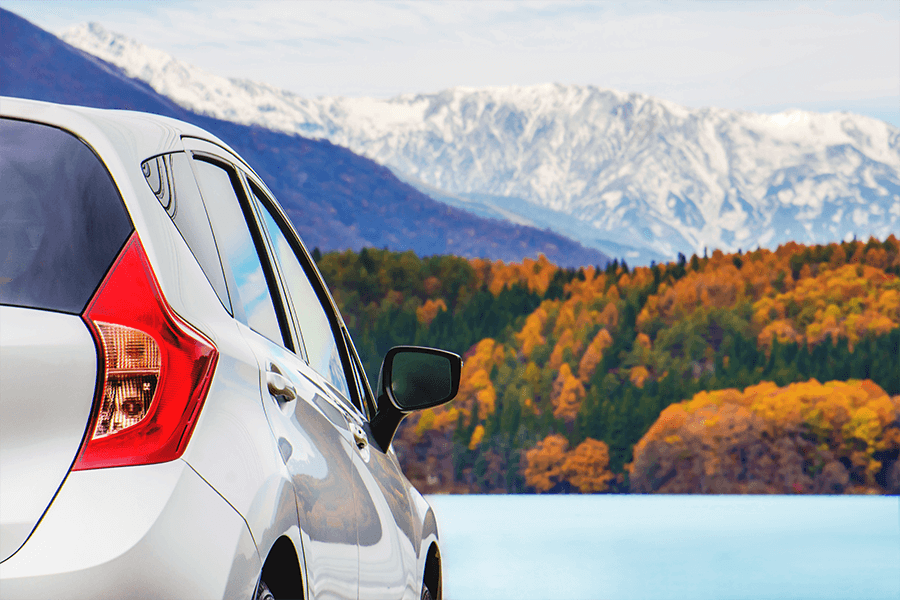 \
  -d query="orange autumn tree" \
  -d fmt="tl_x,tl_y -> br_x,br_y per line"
562,438 -> 615,493
625,237 -> 899,390
513,266 -> 621,371
524,434 -> 614,493
753,263 -> 900,350
505,266 -> 624,421
405,337 -> 506,443
551,363 -> 585,422
415,298 -> 447,326
637,260 -> 748,329
470,254 -> 558,296
523,434 -> 569,492
548,329 -> 579,371
516,303 -> 551,359
630,379 -> 900,494
578,328 -> 613,382
447,337 -> 505,422
636,237 -> 900,339
395,337 -> 510,493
